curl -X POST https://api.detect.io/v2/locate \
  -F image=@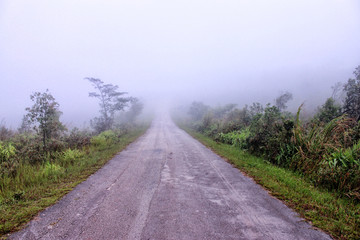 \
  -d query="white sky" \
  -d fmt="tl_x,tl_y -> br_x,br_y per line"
1,0 -> 360,127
